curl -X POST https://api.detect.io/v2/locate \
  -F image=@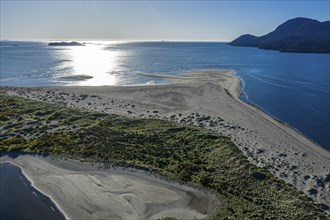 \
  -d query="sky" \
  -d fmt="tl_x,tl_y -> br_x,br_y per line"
1,1 -> 329,42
